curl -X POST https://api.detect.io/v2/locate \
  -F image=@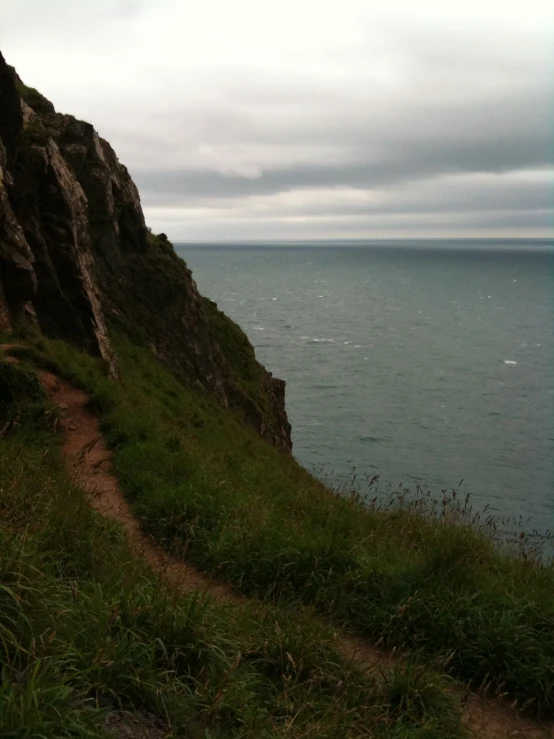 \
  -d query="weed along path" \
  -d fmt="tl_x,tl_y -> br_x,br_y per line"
1,344 -> 552,739
39,367 -> 243,606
